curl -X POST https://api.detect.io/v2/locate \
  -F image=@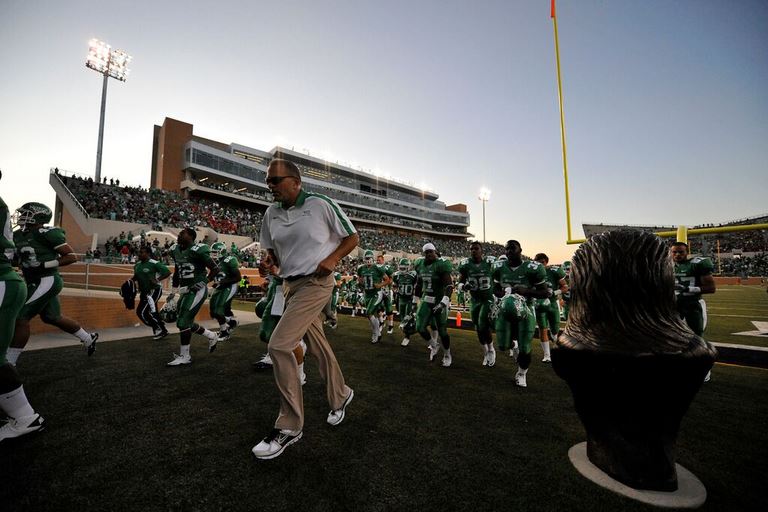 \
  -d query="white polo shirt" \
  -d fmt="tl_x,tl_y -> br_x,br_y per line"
260,189 -> 356,278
